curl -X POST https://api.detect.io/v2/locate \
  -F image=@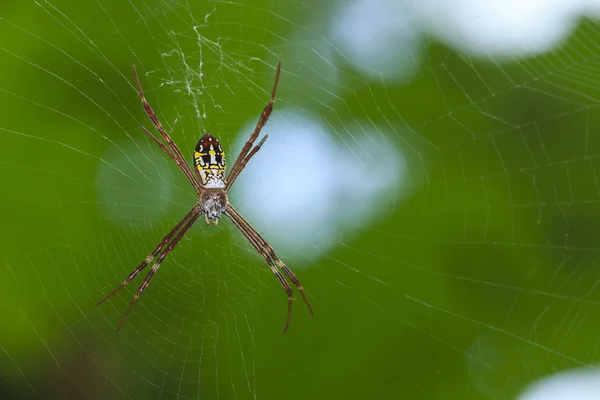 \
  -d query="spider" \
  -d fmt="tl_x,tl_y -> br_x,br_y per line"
97,61 -> 313,334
